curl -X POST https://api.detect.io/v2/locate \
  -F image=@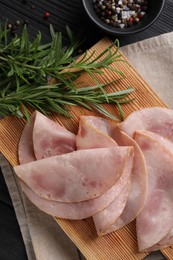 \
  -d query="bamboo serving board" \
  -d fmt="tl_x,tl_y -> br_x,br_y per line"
0,38 -> 172,260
